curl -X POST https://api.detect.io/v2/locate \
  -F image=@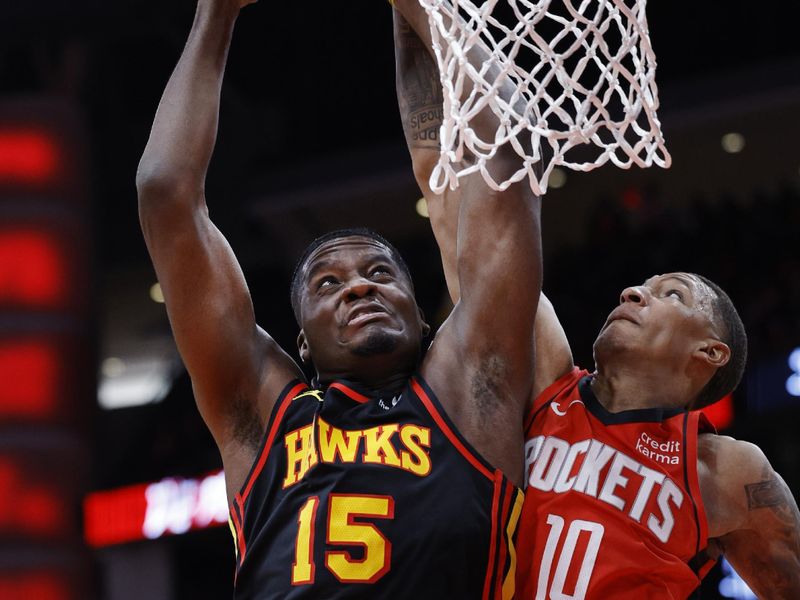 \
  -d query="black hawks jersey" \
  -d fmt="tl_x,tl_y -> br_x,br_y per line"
228,376 -> 523,599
